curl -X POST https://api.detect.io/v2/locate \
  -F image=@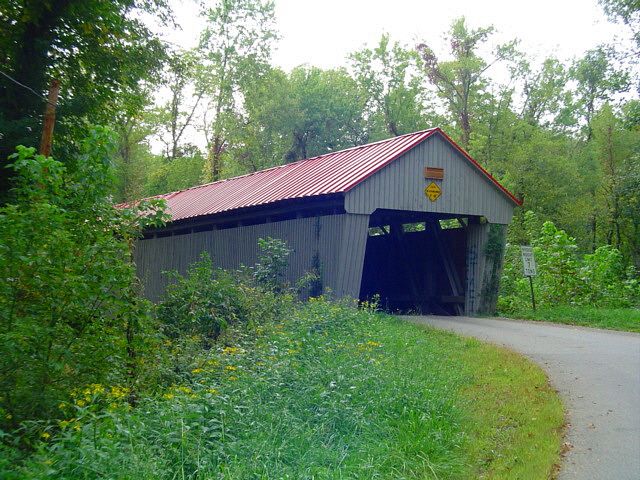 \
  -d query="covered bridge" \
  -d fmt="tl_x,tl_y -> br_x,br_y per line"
134,128 -> 520,315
